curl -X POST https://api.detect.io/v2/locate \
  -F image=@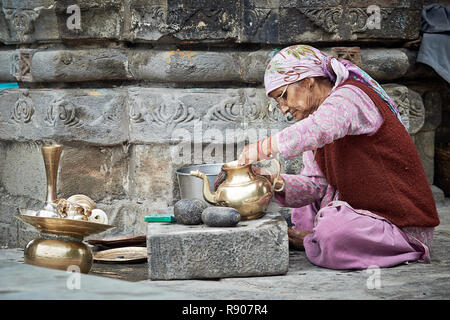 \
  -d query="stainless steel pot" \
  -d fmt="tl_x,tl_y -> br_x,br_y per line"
176,163 -> 224,200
